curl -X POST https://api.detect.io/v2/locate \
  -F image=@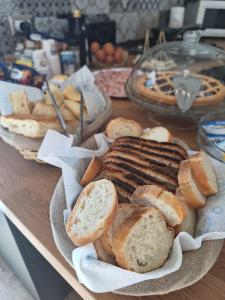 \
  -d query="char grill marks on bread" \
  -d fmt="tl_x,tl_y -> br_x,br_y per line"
97,136 -> 187,202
